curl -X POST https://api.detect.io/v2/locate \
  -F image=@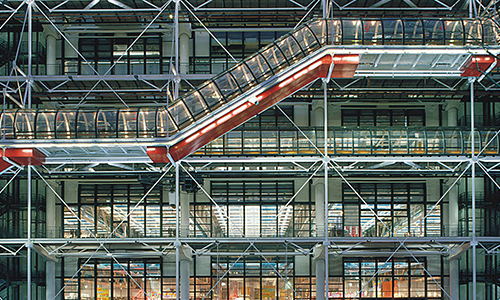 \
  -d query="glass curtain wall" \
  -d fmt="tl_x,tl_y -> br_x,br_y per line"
330,258 -> 445,299
63,184 -> 175,239
74,36 -> 162,76
190,180 -> 312,238
331,183 -> 441,237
